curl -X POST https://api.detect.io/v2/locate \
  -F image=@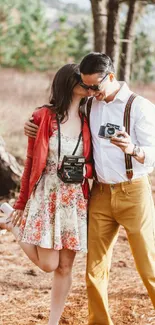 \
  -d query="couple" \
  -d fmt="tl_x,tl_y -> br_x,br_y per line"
1,52 -> 155,325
